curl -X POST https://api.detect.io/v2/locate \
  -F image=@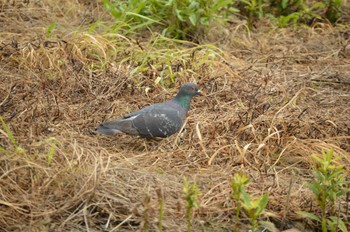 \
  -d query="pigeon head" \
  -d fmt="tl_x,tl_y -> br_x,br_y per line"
173,83 -> 201,111
177,83 -> 202,98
